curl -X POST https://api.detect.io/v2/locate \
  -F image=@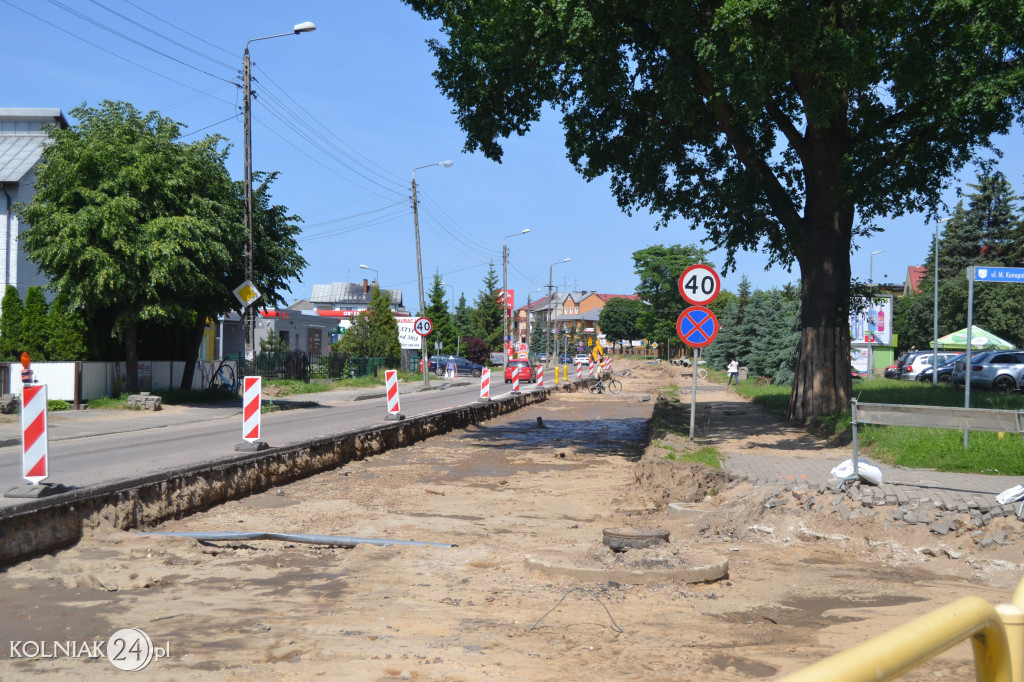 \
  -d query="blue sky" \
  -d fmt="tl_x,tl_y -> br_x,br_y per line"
4,0 -> 1023,310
